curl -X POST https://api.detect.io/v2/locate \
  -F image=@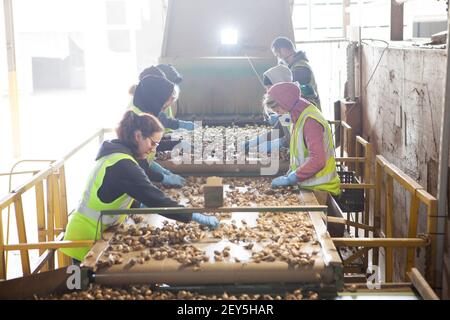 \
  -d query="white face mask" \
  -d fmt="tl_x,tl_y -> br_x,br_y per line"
278,113 -> 292,127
